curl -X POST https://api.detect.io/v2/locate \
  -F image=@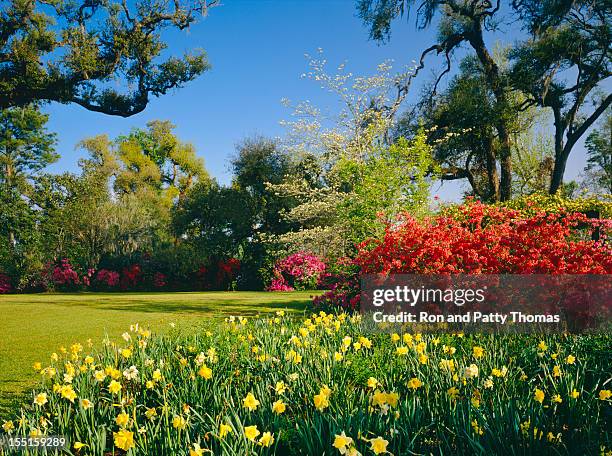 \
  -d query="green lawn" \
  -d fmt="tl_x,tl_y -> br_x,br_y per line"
0,291 -> 315,417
